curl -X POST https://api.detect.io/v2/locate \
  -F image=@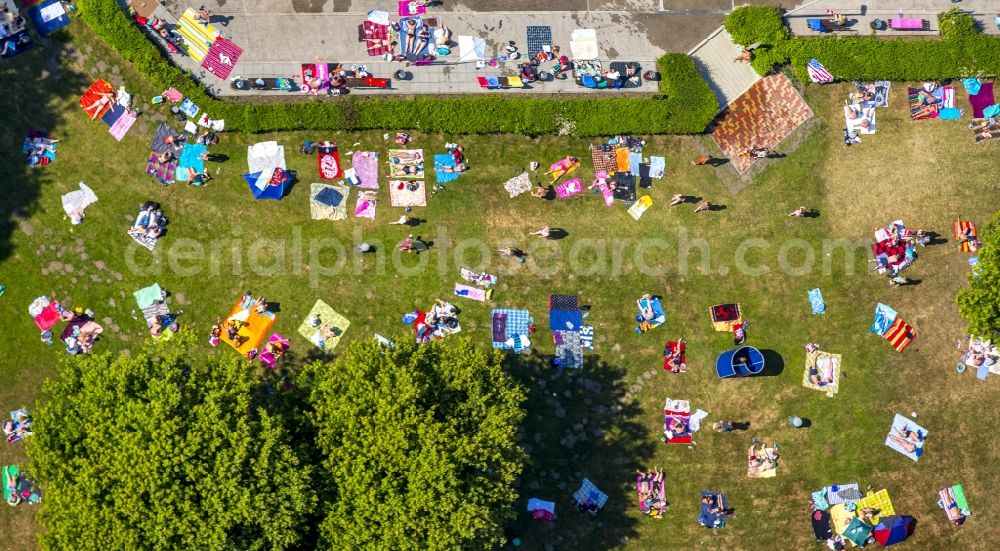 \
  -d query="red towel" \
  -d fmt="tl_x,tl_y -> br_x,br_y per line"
318,149 -> 341,180
80,79 -> 114,120
201,37 -> 243,79
884,318 -> 914,353
663,341 -> 686,372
